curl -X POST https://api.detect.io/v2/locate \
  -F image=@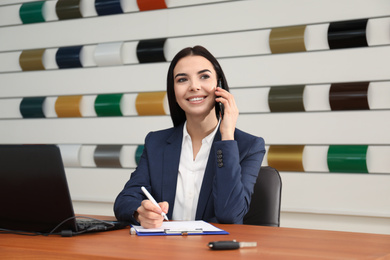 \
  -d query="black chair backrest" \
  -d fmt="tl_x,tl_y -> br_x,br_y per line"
243,166 -> 282,227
